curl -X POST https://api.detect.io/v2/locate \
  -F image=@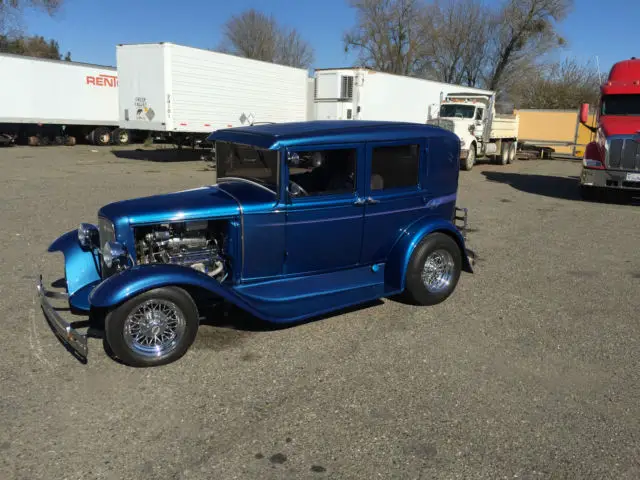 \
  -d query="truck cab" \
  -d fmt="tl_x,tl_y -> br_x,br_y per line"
579,57 -> 640,199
